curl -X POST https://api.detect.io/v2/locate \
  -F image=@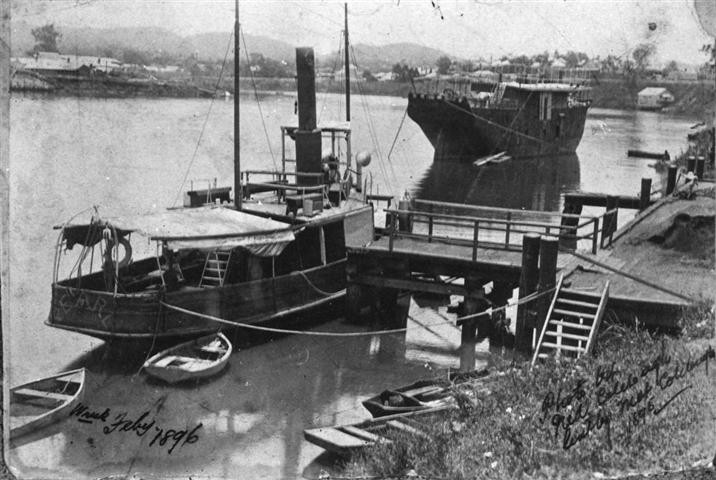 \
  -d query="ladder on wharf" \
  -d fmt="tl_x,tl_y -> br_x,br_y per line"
531,276 -> 609,366
199,250 -> 232,288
